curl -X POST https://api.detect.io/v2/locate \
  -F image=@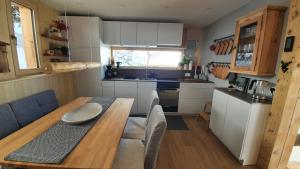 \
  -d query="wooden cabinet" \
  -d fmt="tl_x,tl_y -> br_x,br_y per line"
114,81 -> 138,113
230,6 -> 286,76
0,0 -> 10,44
210,89 -> 271,165
103,21 -> 121,45
137,82 -> 157,114
178,83 -> 214,115
0,0 -> 15,81
120,22 -> 137,46
157,23 -> 183,46
137,22 -> 158,46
